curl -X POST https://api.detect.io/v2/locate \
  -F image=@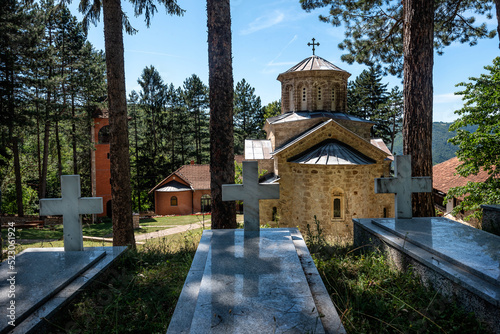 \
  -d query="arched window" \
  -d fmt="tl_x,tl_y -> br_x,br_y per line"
331,188 -> 345,220
170,196 -> 178,206
201,194 -> 211,213
317,86 -> 323,110
98,125 -> 110,144
288,87 -> 294,112
301,87 -> 307,110
331,88 -> 336,111
272,207 -> 278,222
